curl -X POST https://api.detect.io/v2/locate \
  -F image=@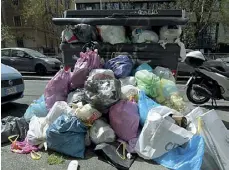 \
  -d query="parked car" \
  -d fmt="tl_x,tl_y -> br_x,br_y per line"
1,63 -> 25,104
1,48 -> 62,75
